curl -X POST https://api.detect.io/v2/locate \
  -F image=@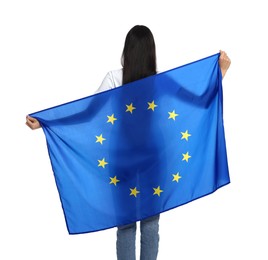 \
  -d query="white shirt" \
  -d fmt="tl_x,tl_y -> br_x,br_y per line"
96,69 -> 158,94
96,69 -> 123,93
